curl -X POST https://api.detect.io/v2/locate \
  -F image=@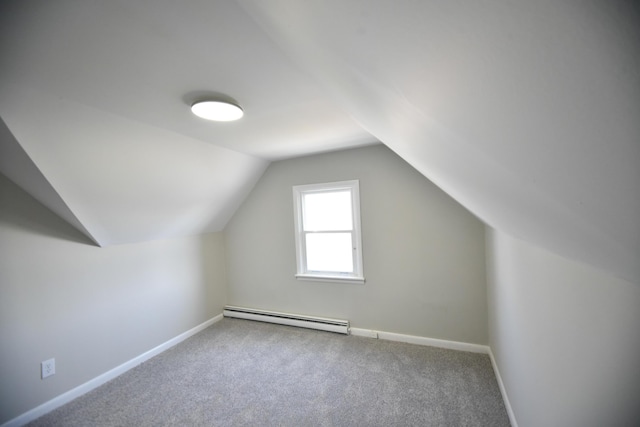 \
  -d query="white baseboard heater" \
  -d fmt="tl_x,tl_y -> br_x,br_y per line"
223,305 -> 350,335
